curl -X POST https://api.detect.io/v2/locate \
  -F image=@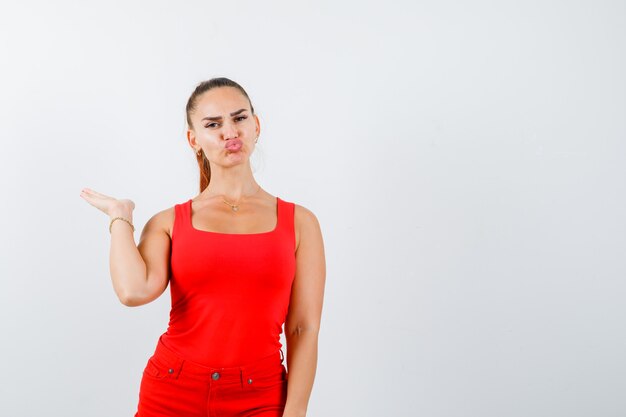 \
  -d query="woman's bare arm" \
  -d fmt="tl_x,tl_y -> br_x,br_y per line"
111,207 -> 172,307
80,187 -> 172,307
283,204 -> 326,417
